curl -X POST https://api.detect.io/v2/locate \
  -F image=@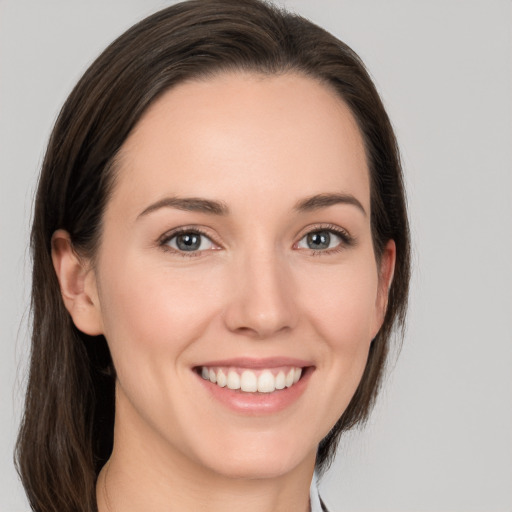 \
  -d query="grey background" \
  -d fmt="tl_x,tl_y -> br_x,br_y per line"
1,1 -> 511,511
